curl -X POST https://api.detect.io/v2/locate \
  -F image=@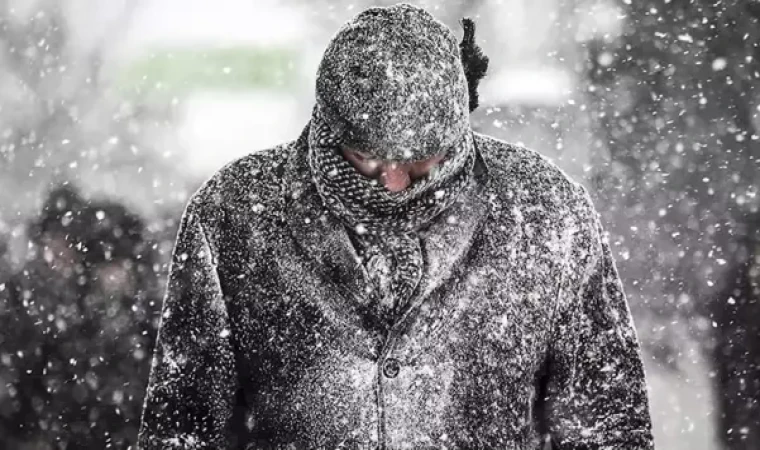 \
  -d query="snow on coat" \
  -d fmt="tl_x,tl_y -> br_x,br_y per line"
136,122 -> 655,449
